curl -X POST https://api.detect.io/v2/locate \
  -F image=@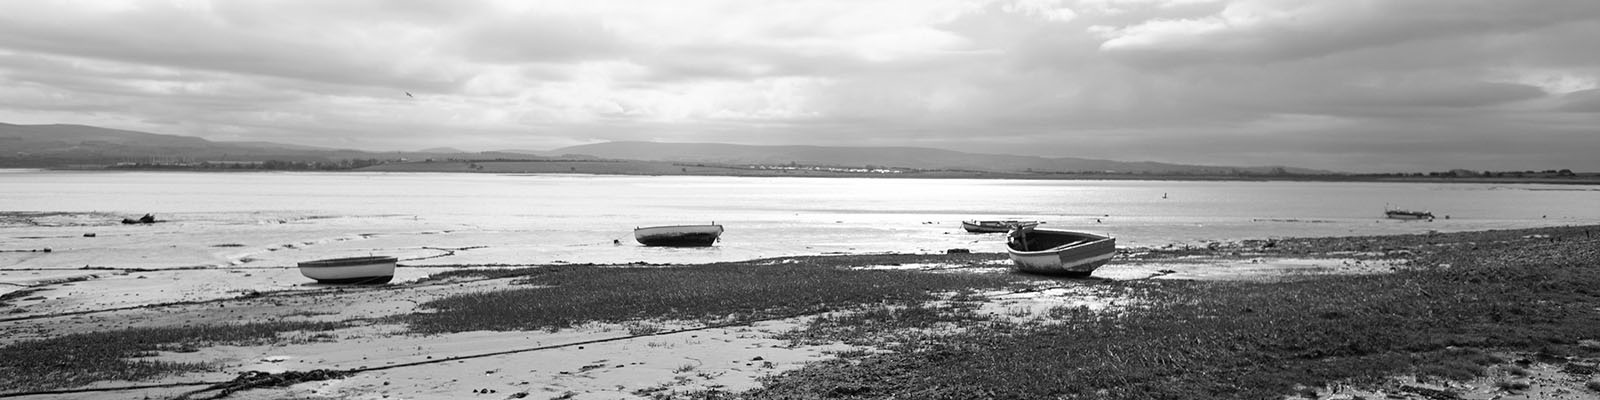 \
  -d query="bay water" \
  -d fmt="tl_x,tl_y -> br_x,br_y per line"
4,170 -> 1598,270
